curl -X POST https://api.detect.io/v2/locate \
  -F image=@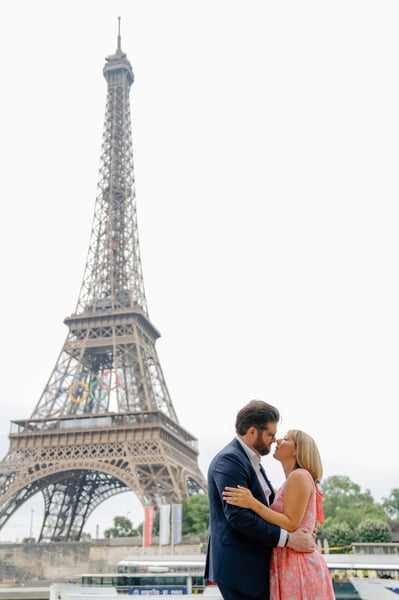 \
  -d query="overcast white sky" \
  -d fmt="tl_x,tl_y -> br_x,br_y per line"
0,1 -> 398,542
